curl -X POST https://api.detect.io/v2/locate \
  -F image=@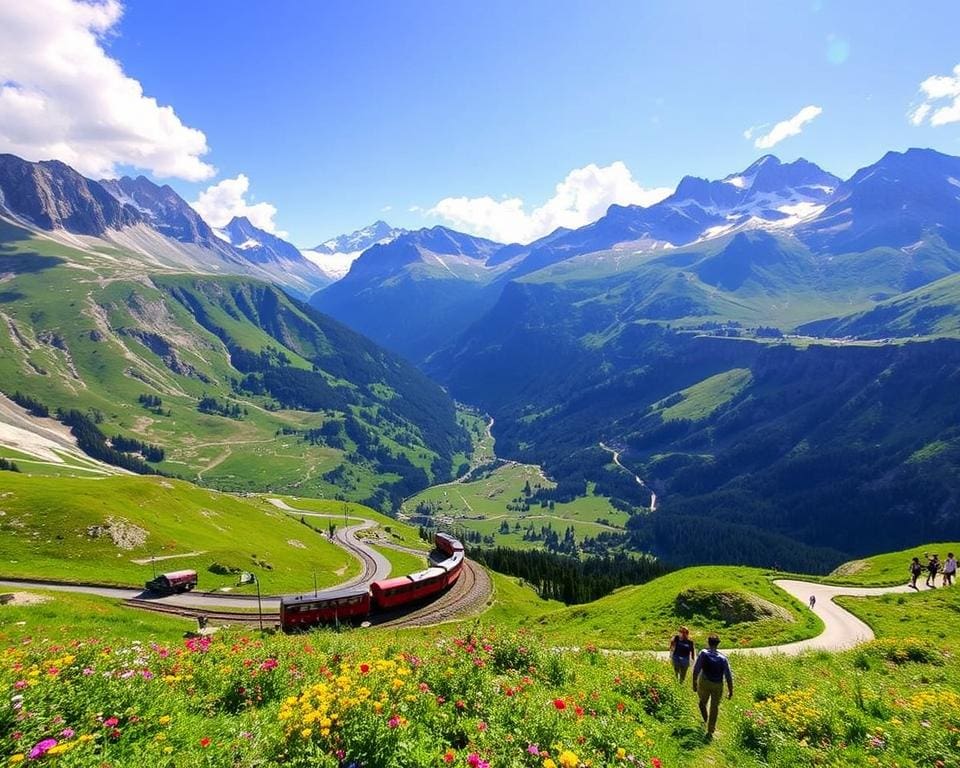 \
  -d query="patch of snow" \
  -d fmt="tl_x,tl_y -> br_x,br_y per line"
236,238 -> 260,250
701,222 -> 741,240
770,201 -> 827,228
300,249 -> 363,280
724,175 -> 749,189
948,177 -> 960,189
900,240 -> 928,254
